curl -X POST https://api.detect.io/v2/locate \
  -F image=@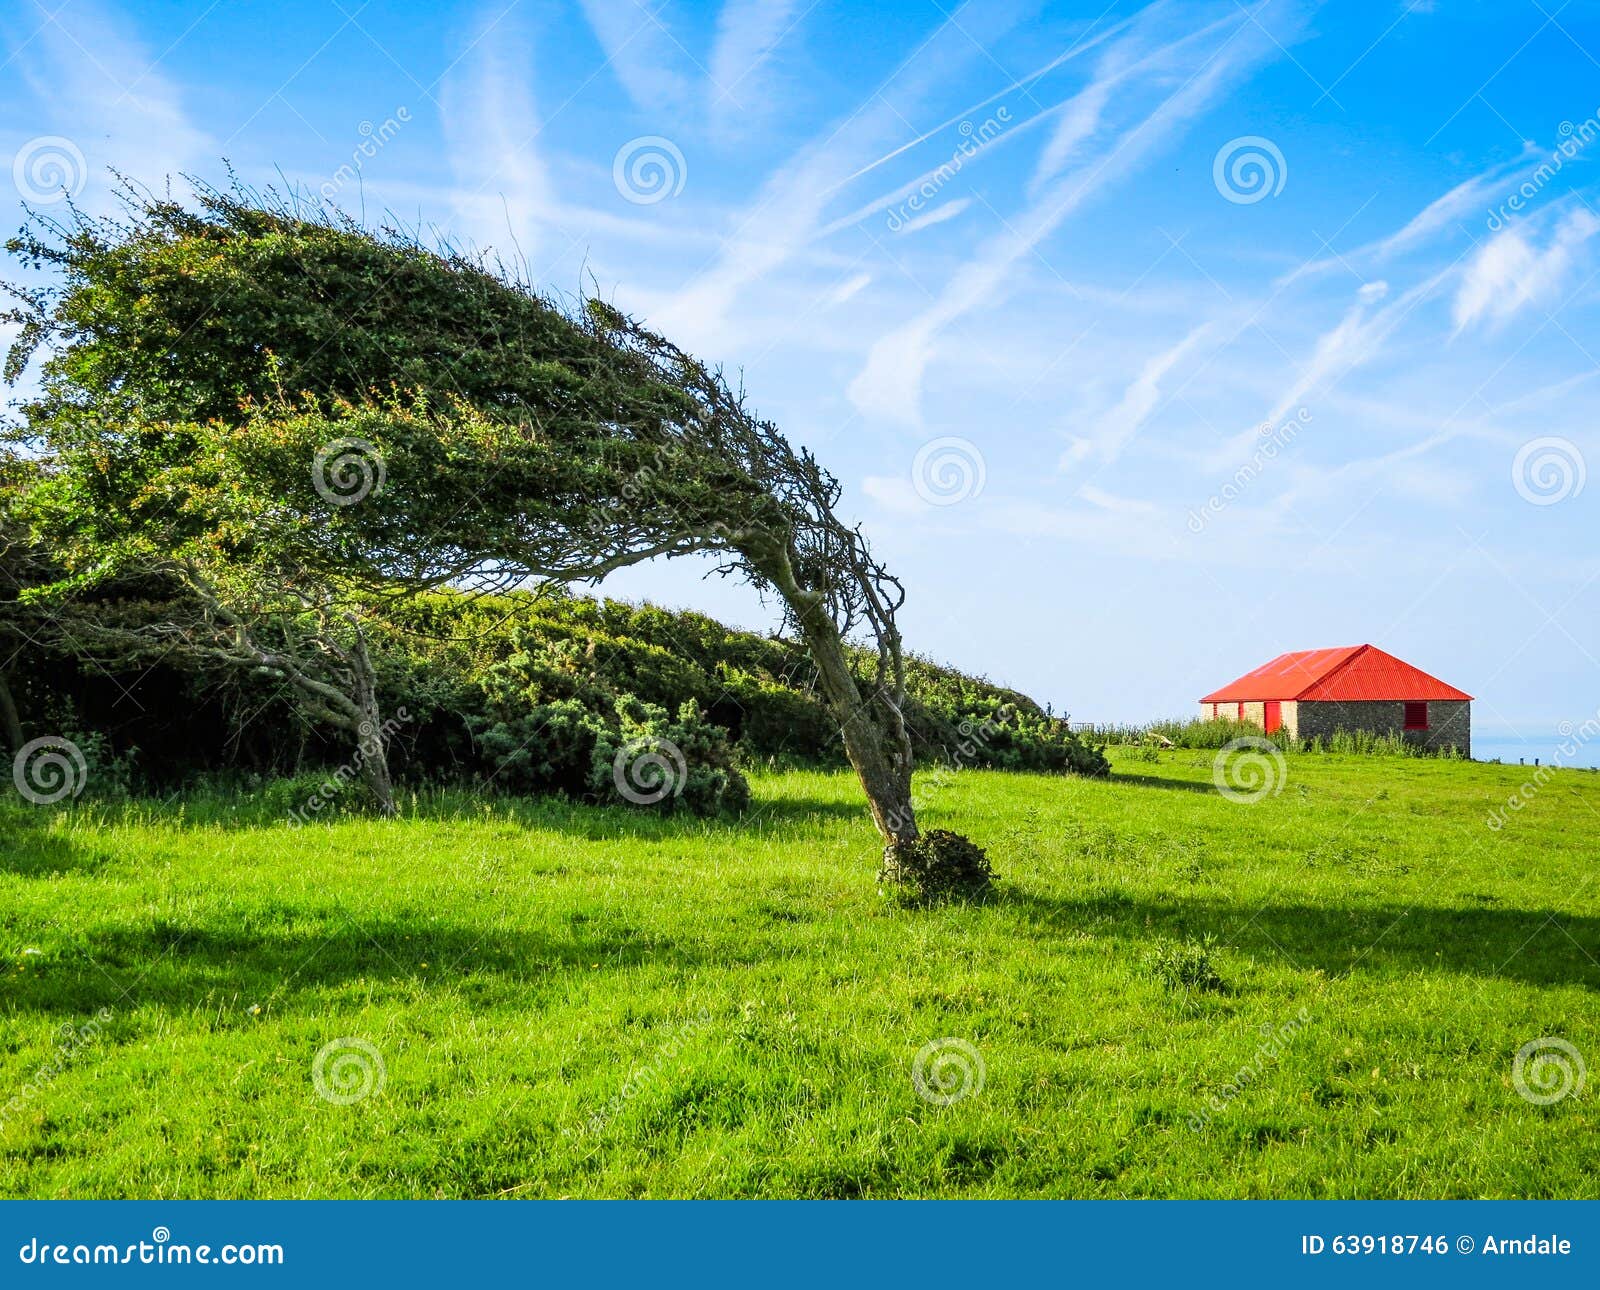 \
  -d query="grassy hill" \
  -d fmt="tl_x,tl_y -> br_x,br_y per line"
2,749 -> 1594,1198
